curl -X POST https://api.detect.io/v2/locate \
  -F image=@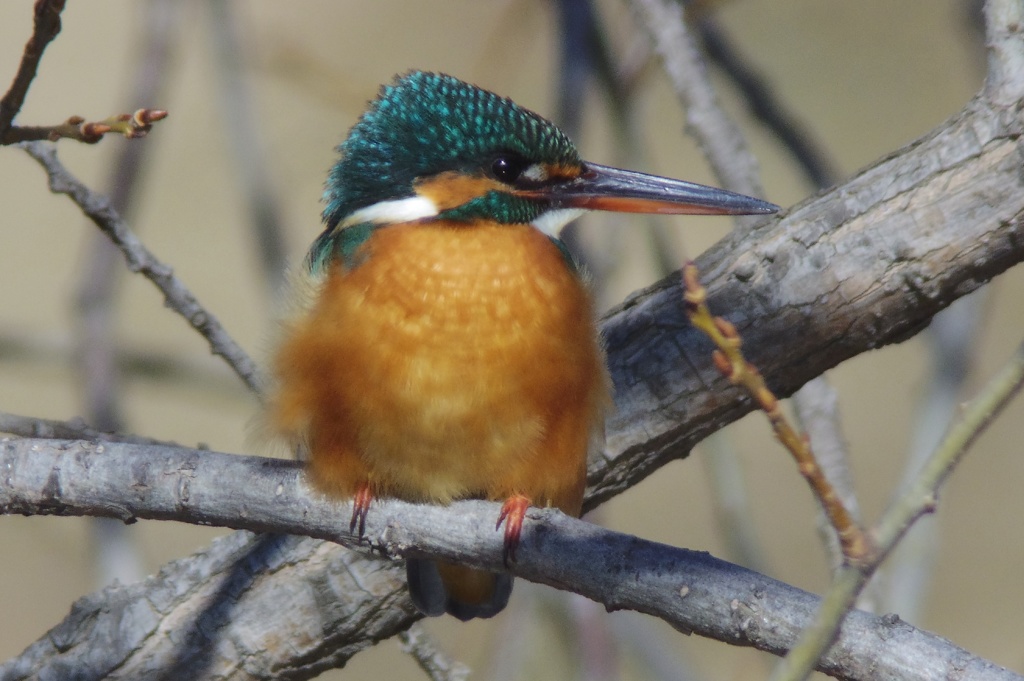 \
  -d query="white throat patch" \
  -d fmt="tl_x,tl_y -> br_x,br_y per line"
531,208 -> 586,237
